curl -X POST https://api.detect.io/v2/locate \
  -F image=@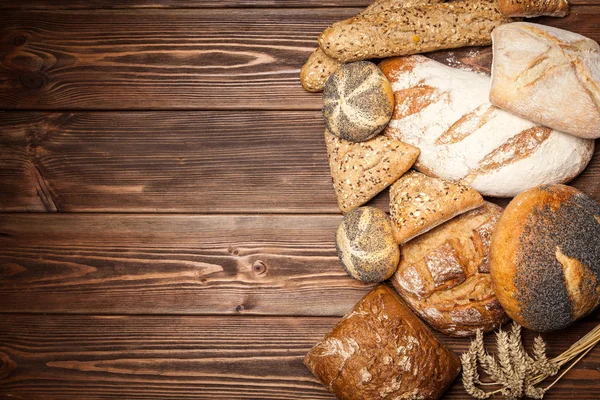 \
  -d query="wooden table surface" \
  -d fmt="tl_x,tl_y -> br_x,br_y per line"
1,1 -> 600,399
